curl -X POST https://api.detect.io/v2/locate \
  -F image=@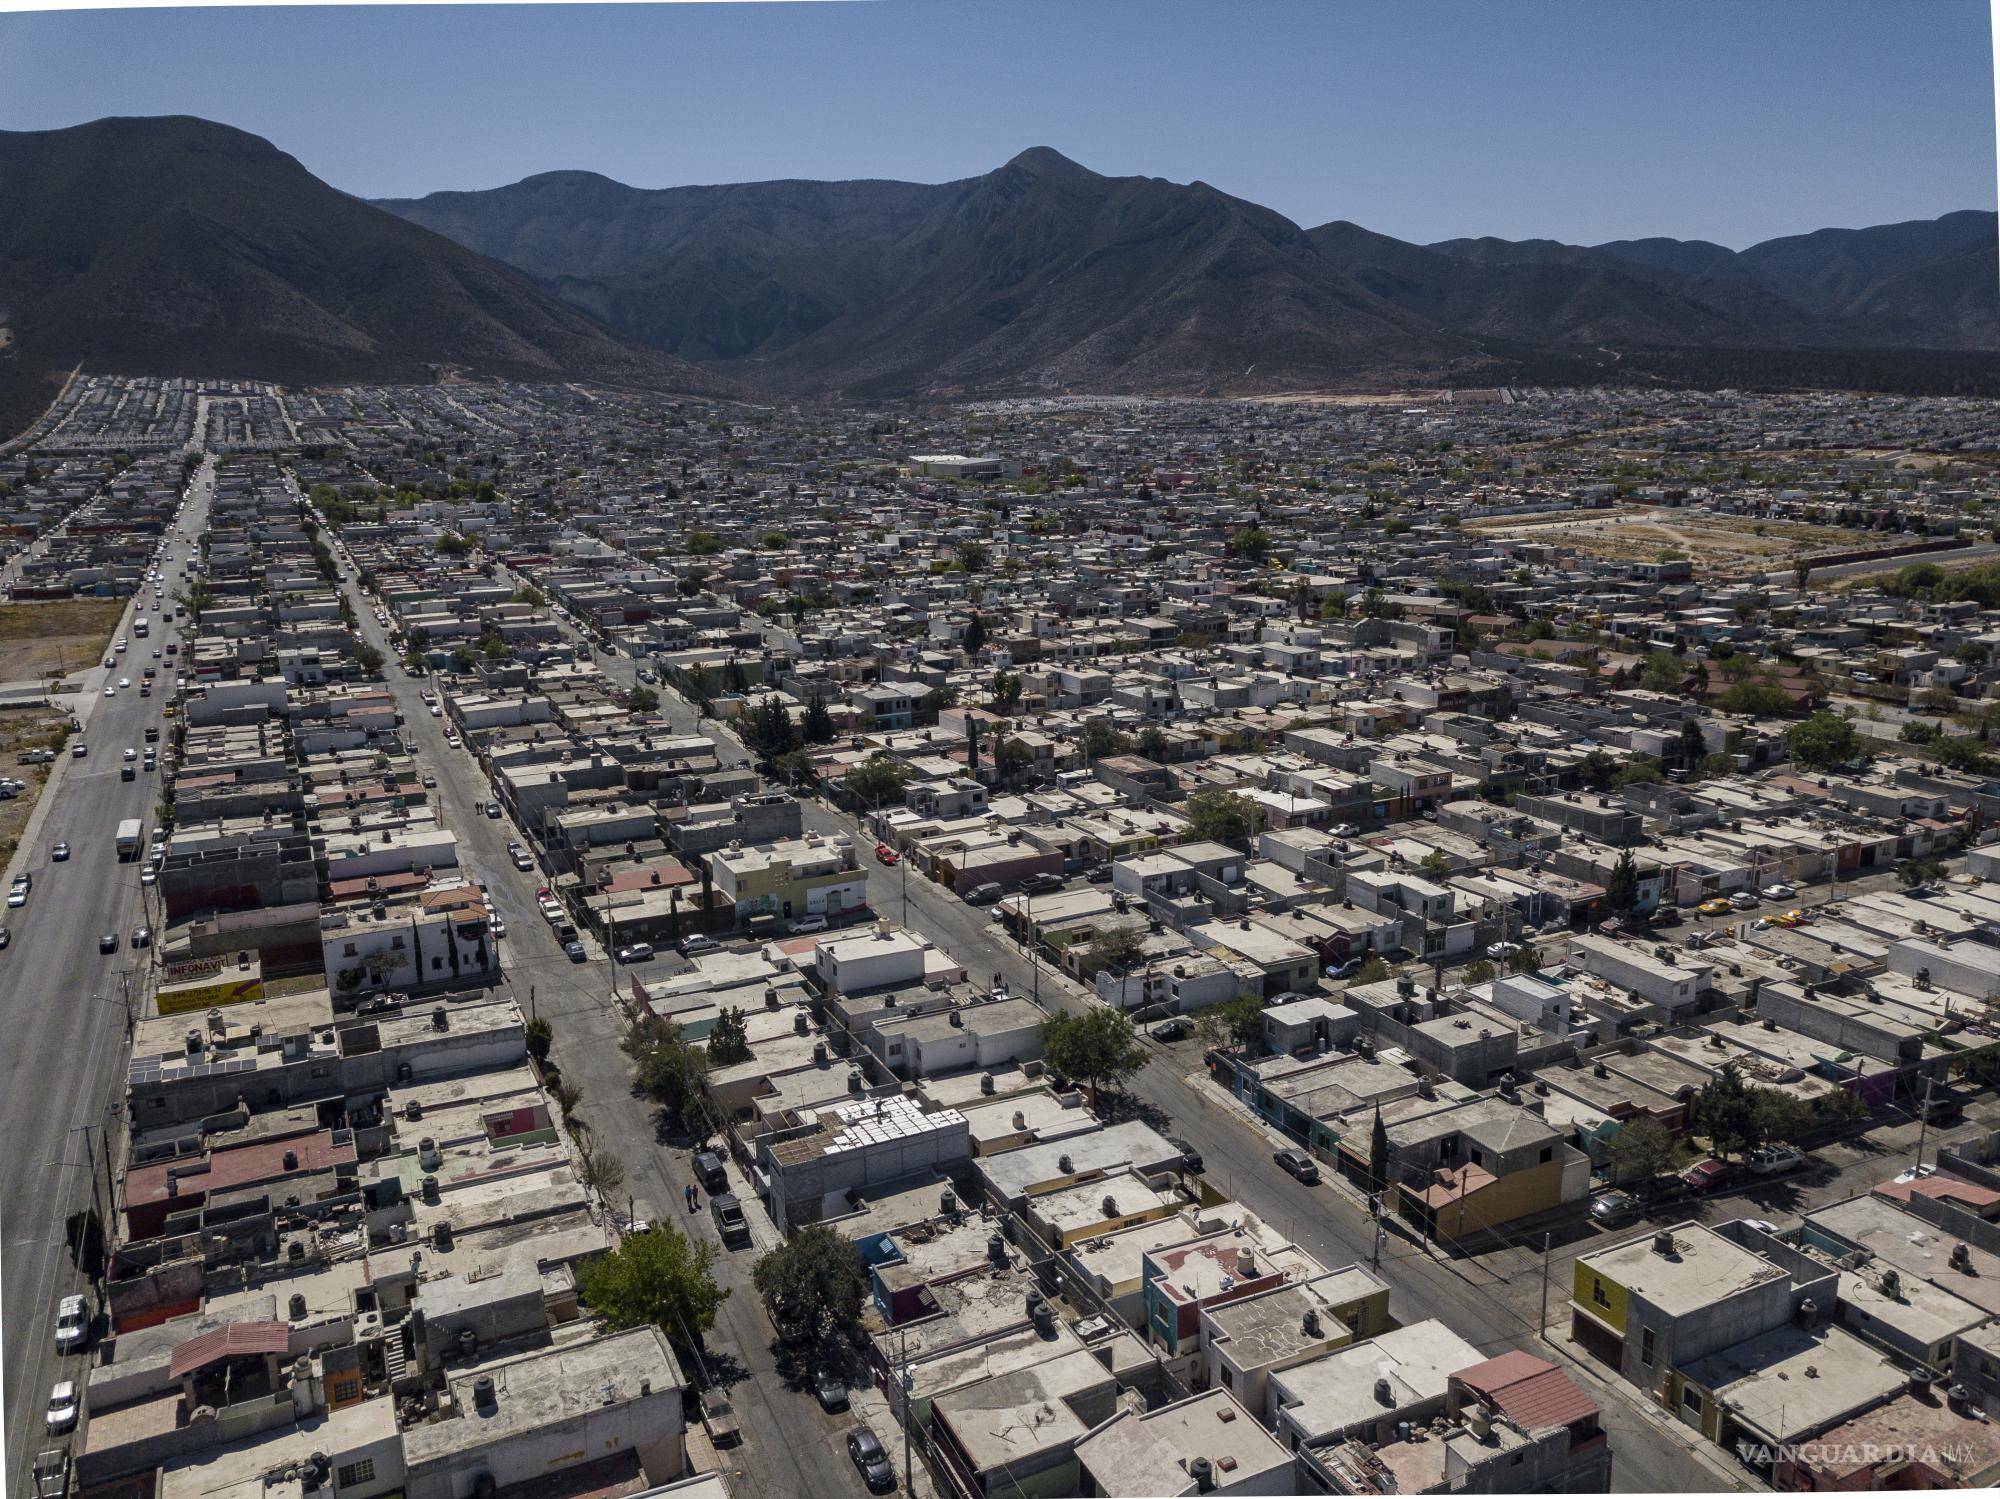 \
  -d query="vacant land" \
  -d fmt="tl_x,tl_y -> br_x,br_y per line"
0,597 -> 127,685
1466,505 -> 1870,570
0,704 -> 70,865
